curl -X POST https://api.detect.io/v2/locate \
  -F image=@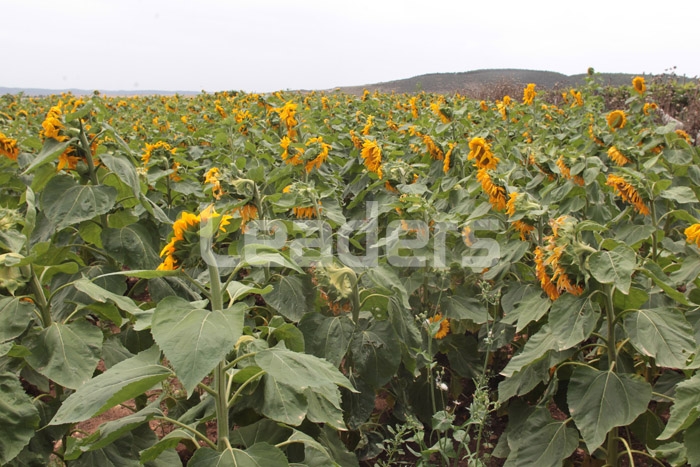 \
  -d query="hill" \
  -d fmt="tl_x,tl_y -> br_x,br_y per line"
334,69 -> 647,96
